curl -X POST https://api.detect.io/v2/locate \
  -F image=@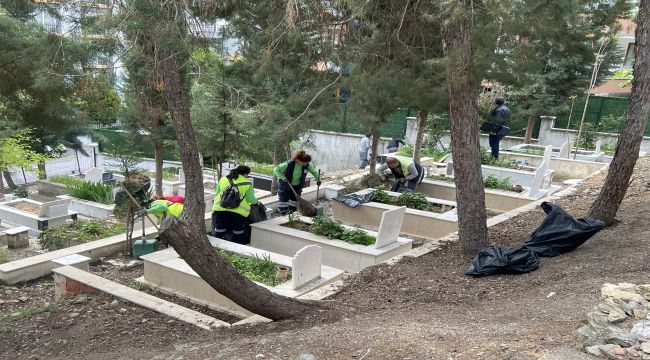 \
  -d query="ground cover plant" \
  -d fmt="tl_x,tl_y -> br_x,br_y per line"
483,175 -> 513,191
146,166 -> 180,181
66,181 -> 115,204
282,213 -> 376,246
396,144 -> 451,161
480,147 -> 518,169
370,188 -> 442,212
215,248 -> 289,286
0,248 -> 8,264
38,219 -> 126,251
